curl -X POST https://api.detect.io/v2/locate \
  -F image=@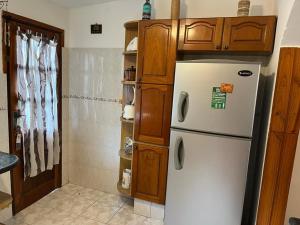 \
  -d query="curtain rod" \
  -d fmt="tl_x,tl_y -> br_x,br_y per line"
0,1 -> 8,10
2,11 -> 64,34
